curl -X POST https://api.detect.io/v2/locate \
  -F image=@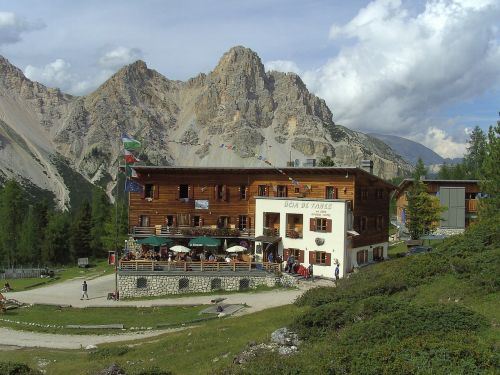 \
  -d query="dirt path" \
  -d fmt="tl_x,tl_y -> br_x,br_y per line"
1,274 -> 333,349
